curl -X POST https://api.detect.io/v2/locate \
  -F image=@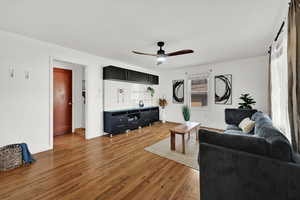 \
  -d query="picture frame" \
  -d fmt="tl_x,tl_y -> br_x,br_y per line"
214,74 -> 232,105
